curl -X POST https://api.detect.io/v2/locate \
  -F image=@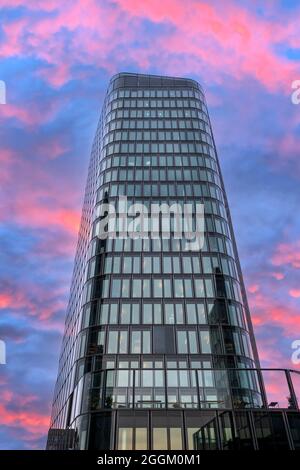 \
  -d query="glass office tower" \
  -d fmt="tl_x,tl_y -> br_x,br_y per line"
47,73 -> 300,451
